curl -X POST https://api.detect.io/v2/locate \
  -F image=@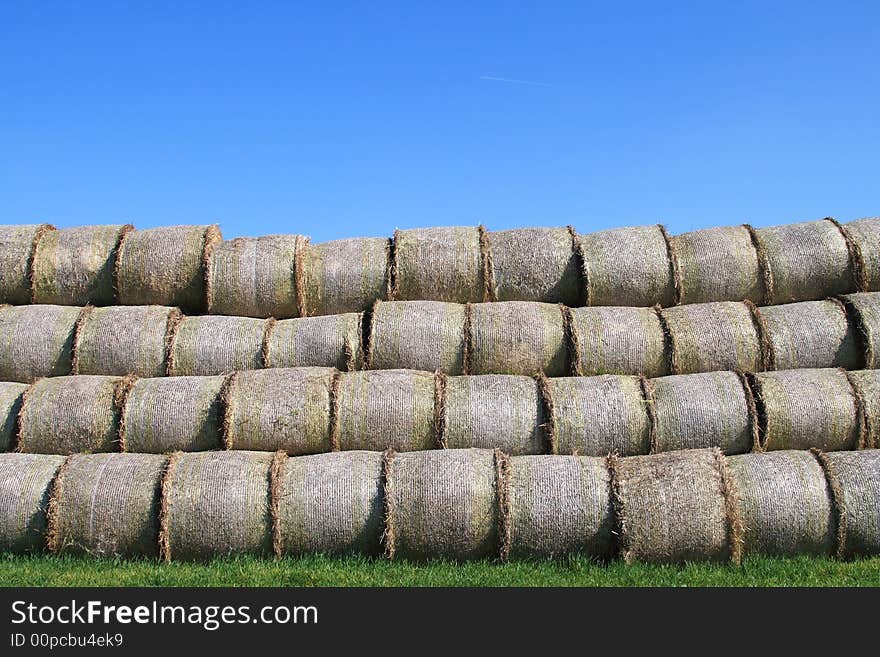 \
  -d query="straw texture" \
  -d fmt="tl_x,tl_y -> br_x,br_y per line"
0,224 -> 54,304
32,224 -> 129,306
470,302 -> 568,376
0,382 -> 26,452
116,225 -> 220,313
369,301 -> 466,373
847,370 -> 880,448
18,375 -> 120,454
0,304 -> 79,382
225,368 -> 334,454
169,315 -> 265,376
393,227 -> 484,302
569,306 -> 667,377
823,450 -> 880,557
162,451 -> 272,560
488,227 -> 581,305
842,292 -> 880,368
121,376 -> 224,453
206,235 -> 302,318
728,451 -> 834,556
267,313 -> 362,371
0,453 -> 65,552
49,453 -> 165,557
335,370 -> 435,451
301,237 -> 389,316
844,217 -> 880,292
279,451 -> 384,556
761,299 -> 859,370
